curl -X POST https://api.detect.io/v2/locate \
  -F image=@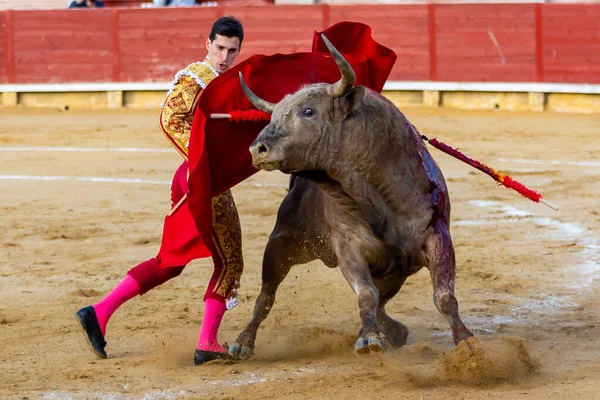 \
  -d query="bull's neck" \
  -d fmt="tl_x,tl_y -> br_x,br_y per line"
323,111 -> 427,192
